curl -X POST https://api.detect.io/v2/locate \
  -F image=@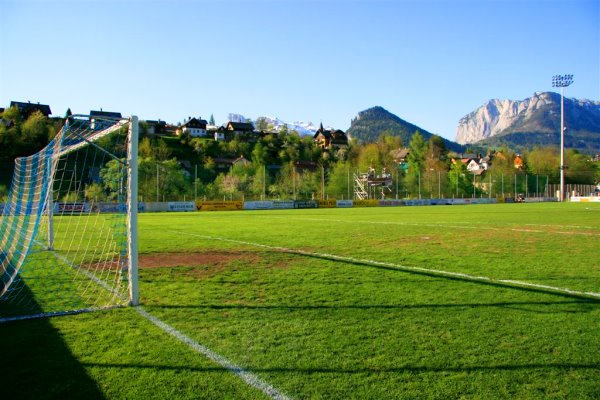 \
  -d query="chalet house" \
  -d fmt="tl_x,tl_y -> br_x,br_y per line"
458,153 -> 478,164
466,158 -> 488,173
466,159 -> 486,175
226,121 -> 254,133
145,120 -> 167,135
213,126 -> 226,141
178,117 -> 208,137
10,101 -> 52,119
233,155 -> 250,167
90,109 -> 122,130
206,124 -> 223,141
329,130 -> 349,148
480,155 -> 491,170
225,121 -> 258,142
449,153 -> 490,175
450,153 -> 484,167
313,123 -> 348,150
214,157 -> 236,170
388,148 -> 410,171
390,148 -> 409,163
213,155 -> 250,170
